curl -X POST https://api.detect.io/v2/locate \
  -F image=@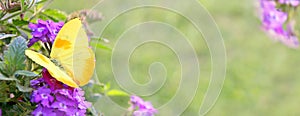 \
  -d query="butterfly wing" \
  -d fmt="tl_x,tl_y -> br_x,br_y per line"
50,18 -> 95,86
72,27 -> 95,86
25,50 -> 78,87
